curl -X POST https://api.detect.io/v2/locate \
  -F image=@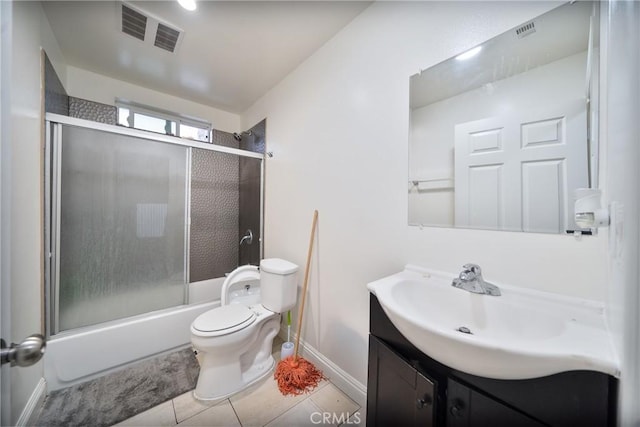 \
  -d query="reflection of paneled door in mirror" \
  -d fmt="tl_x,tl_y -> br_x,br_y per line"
454,100 -> 588,233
